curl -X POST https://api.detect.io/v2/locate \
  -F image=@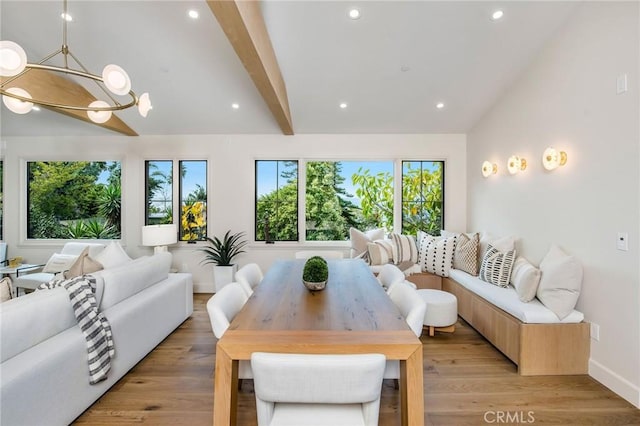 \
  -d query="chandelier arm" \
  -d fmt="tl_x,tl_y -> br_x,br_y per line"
66,49 -> 120,106
0,64 -> 138,112
1,47 -> 63,88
